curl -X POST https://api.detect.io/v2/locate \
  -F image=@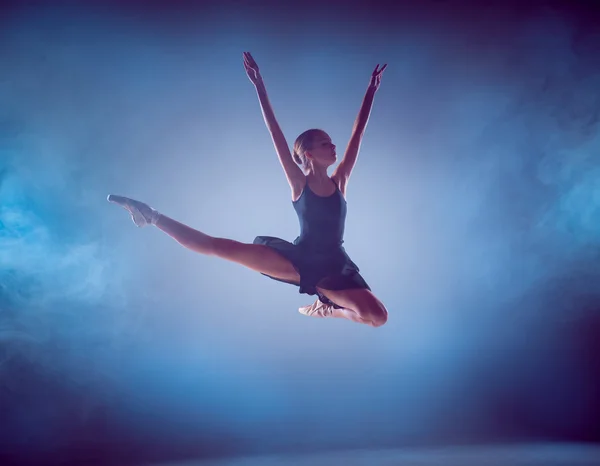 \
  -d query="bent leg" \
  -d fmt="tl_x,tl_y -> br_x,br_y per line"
316,287 -> 388,327
155,214 -> 301,284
